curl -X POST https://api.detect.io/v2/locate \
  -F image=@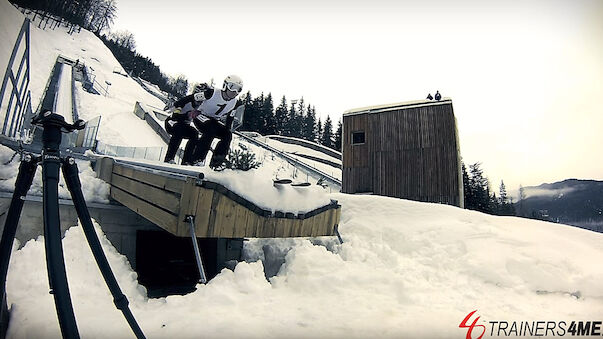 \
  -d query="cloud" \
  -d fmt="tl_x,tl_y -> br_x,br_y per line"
524,187 -> 577,199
